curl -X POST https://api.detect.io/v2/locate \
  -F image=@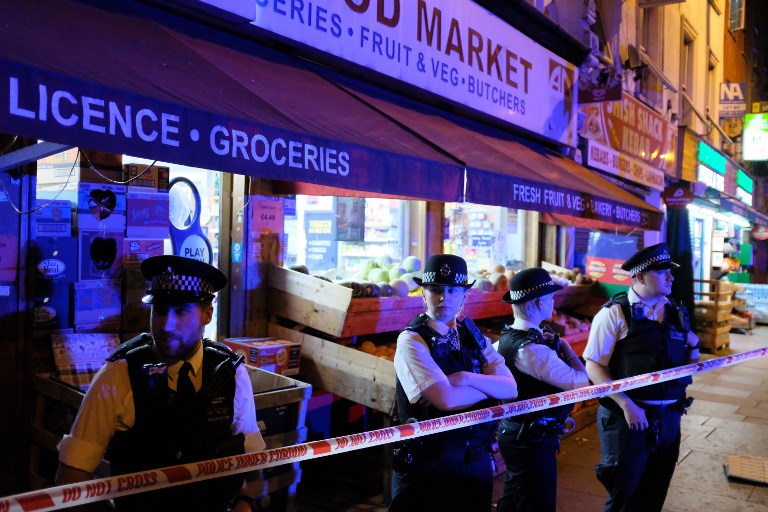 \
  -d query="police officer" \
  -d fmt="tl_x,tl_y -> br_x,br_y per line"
496,268 -> 589,512
56,255 -> 266,512
389,254 -> 517,512
584,243 -> 700,512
